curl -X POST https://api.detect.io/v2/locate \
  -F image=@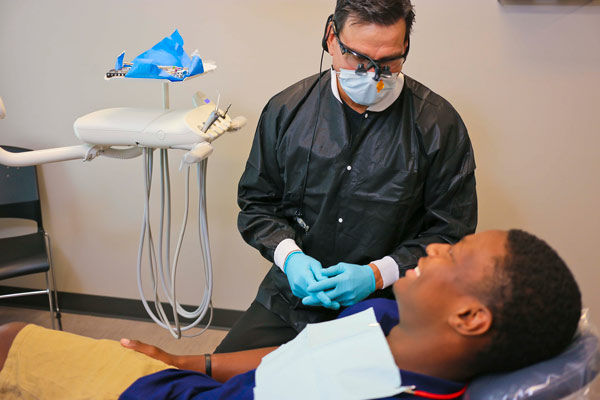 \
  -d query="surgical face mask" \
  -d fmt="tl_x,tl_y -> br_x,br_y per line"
337,68 -> 398,106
